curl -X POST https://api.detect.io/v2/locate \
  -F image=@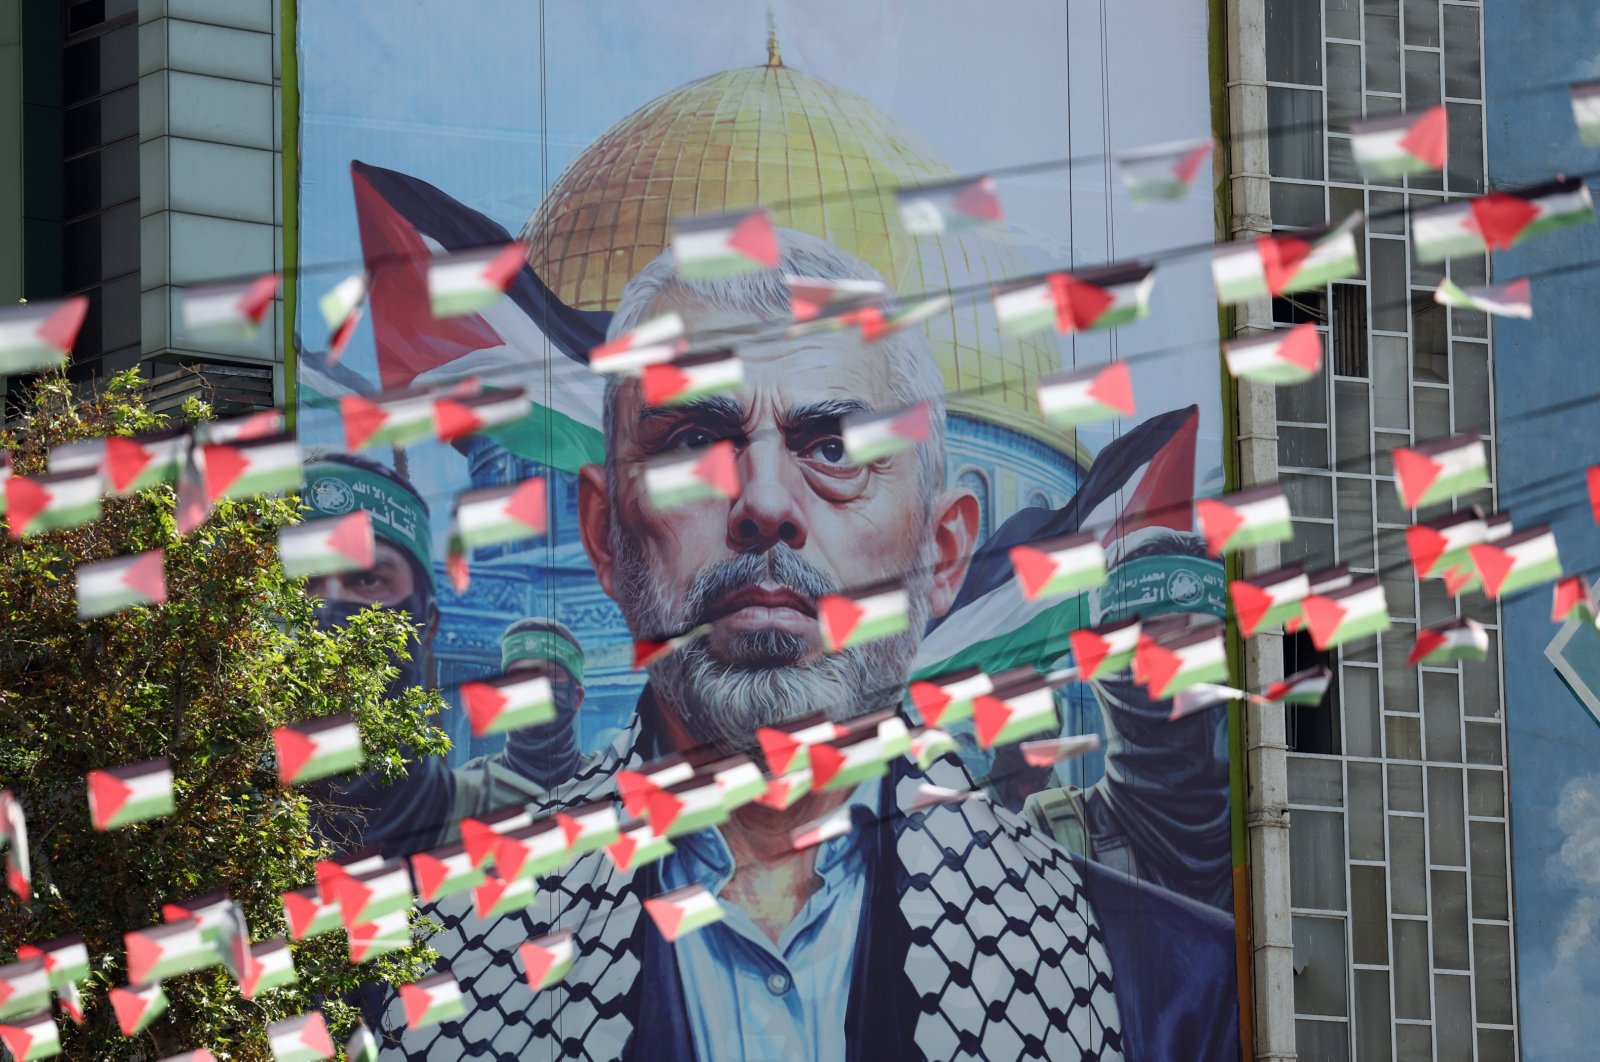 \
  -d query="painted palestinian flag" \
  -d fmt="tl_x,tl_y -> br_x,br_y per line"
0,791 -> 27,901
1069,617 -> 1142,680
1409,617 -> 1490,666
493,819 -> 570,880
1469,524 -> 1562,599
1020,733 -> 1102,768
604,818 -> 676,873
266,1011 -> 335,1062
240,938 -> 297,1000
588,312 -> 687,375
1231,563 -> 1310,637
754,770 -> 814,810
451,477 -> 546,551
897,175 -> 1003,236
809,715 -> 912,790
643,440 -> 740,509
319,273 -> 367,362
785,276 -> 888,321
555,800 -> 622,857
1195,484 -> 1293,556
616,756 -> 695,818
278,512 -> 375,580
273,714 -> 365,785
644,883 -> 727,942
1434,277 -> 1532,319
789,805 -> 855,851
125,920 -> 215,985
1412,177 -> 1595,262
908,667 -> 993,727
332,860 -> 413,926
909,726 -> 962,769
410,841 -> 486,903
459,806 -> 535,869
280,887 -> 341,942
818,581 -> 911,651
1037,361 -> 1136,428
1224,323 -> 1324,385
1009,532 -> 1107,602
671,208 -> 779,279
15,936 -> 88,991
0,296 -> 87,376
426,243 -> 525,318
338,386 -> 443,452
642,349 -> 743,408
346,909 -> 410,964
400,973 -> 466,1030
1571,81 -> 1600,146
462,670 -> 555,738
1260,666 -> 1334,707
181,274 -> 279,338
6,468 -> 101,538
1302,576 -> 1391,650
1350,106 -> 1447,179
111,982 -> 168,1036
1134,620 -> 1230,699
992,263 -> 1157,337
103,429 -> 188,494
76,550 -> 167,619
0,1009 -> 59,1060
632,623 -> 711,669
520,932 -> 577,993
1211,217 -> 1363,305
1393,432 -> 1488,510
0,959 -> 48,1022
346,1024 -> 380,1062
87,757 -> 174,830
972,671 -> 1067,749
644,774 -> 728,838
434,388 -> 532,443
841,402 -> 931,465
756,713 -> 841,776
1169,682 -> 1250,722
709,756 -> 768,812
1116,137 -> 1214,204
